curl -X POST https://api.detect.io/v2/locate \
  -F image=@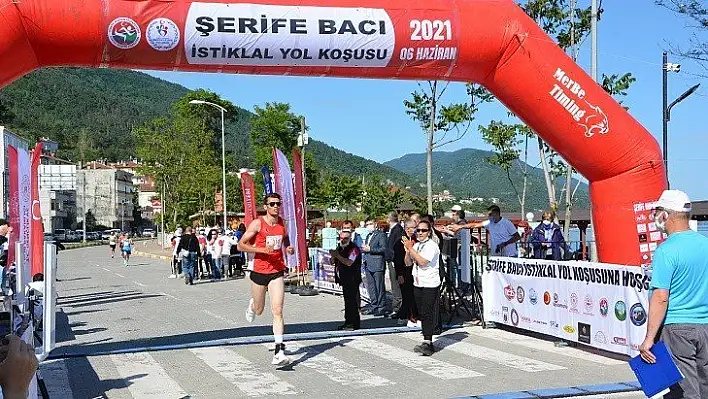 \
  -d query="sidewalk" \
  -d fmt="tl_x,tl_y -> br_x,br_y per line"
131,239 -> 174,261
